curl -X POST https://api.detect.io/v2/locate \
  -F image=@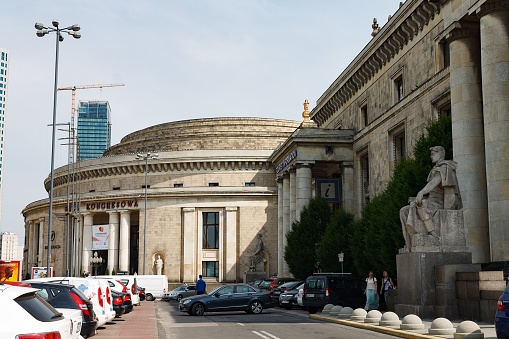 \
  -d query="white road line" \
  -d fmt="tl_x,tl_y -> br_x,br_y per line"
260,331 -> 280,339
252,331 -> 280,339
238,322 -> 245,326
